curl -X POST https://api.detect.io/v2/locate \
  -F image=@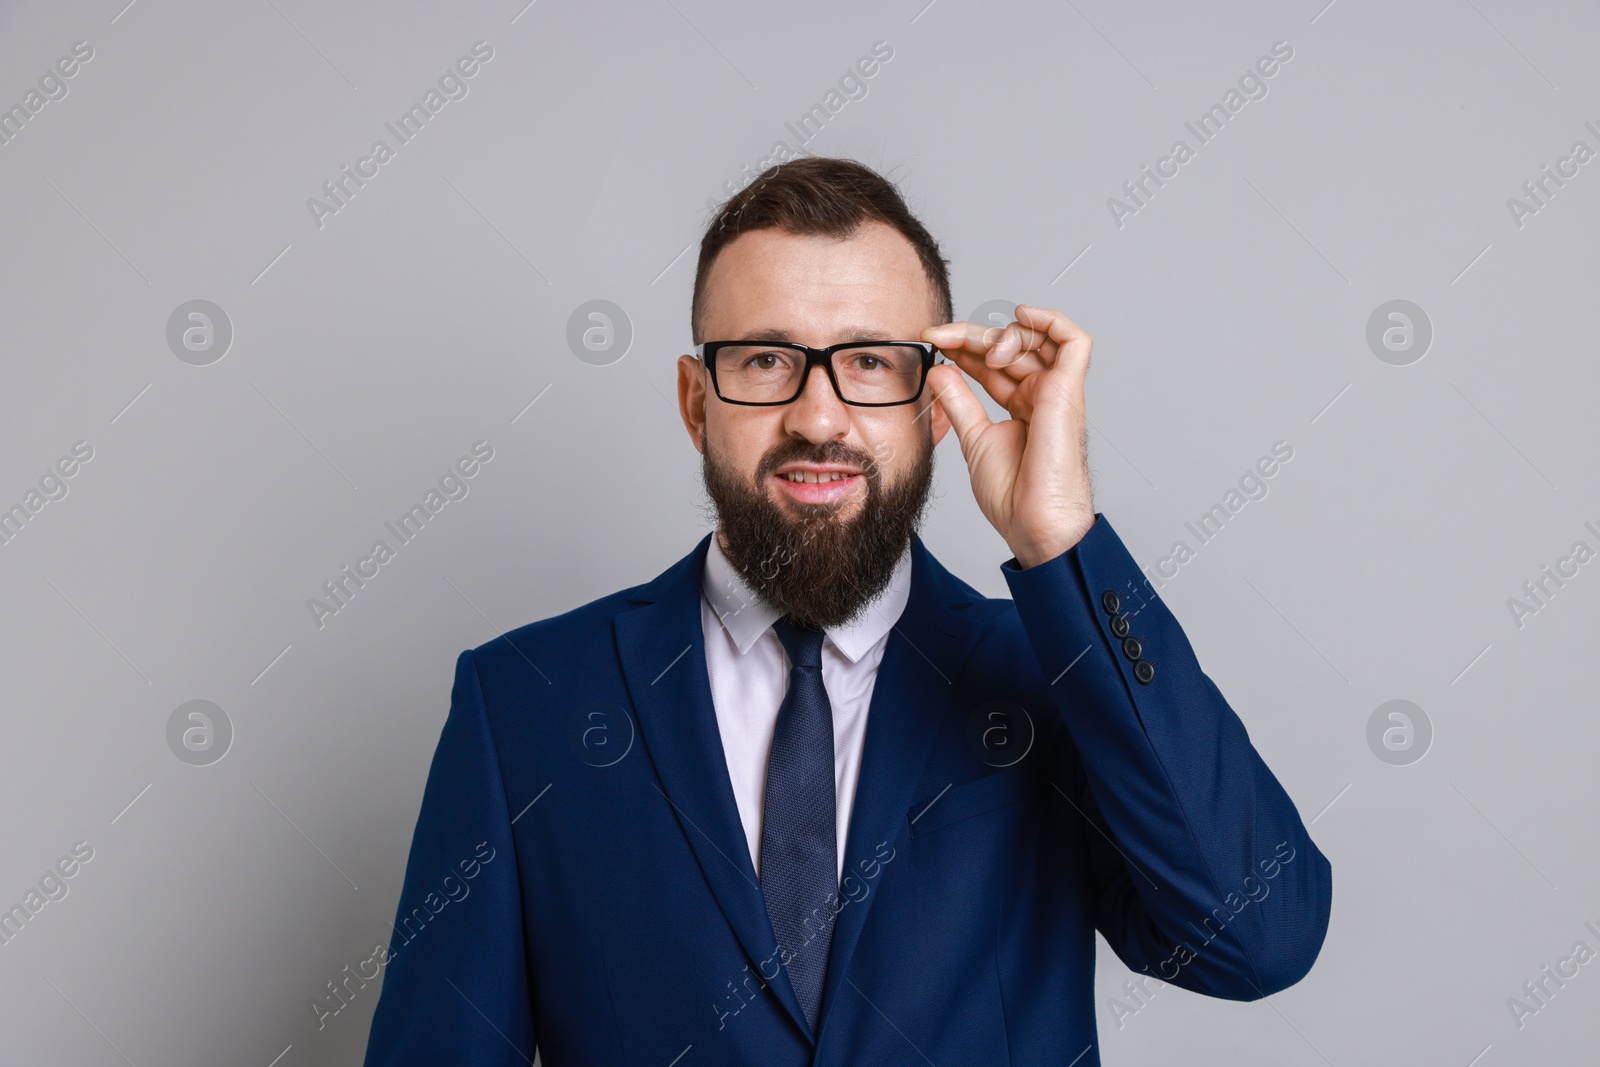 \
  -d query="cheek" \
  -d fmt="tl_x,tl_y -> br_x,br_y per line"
708,410 -> 781,476
861,417 -> 924,479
